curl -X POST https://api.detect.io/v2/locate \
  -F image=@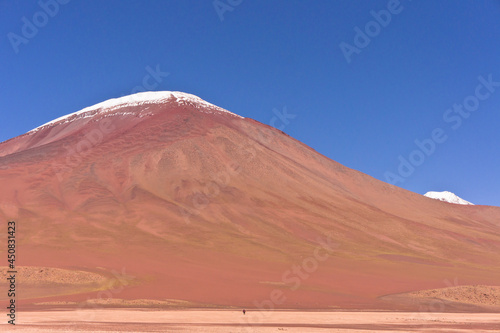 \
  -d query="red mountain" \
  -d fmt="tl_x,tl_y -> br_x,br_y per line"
1,91 -> 499,311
